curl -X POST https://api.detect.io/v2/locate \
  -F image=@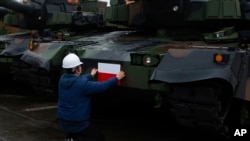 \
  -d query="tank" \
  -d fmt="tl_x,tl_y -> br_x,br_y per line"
0,6 -> 29,81
104,0 -> 250,138
90,1 -> 250,138
1,0 -> 250,138
0,0 -> 107,96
